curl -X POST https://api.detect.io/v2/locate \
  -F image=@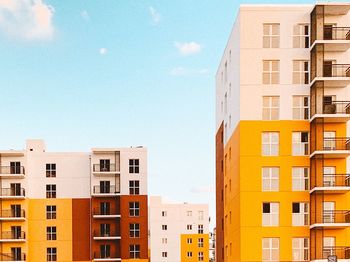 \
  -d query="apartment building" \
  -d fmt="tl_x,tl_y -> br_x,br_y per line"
216,3 -> 350,262
149,196 -> 209,262
0,139 -> 148,262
